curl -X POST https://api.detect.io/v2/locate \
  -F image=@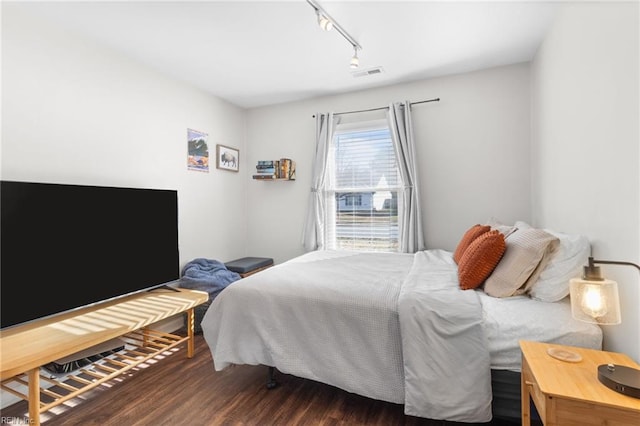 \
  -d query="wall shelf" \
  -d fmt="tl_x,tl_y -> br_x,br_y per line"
252,177 -> 296,181
253,158 -> 295,180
